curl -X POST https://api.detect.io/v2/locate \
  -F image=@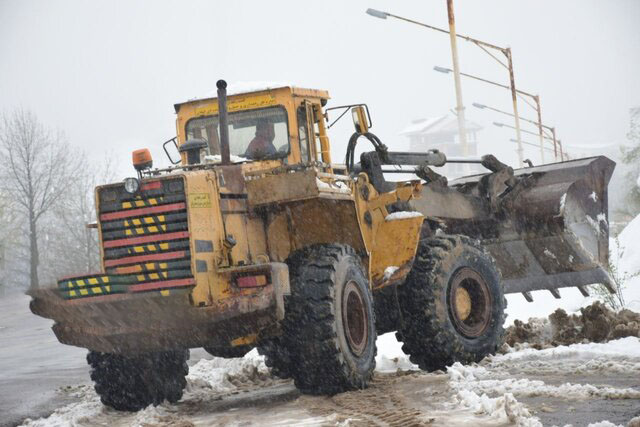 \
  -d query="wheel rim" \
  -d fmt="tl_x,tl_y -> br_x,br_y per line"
448,267 -> 492,338
342,280 -> 368,356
